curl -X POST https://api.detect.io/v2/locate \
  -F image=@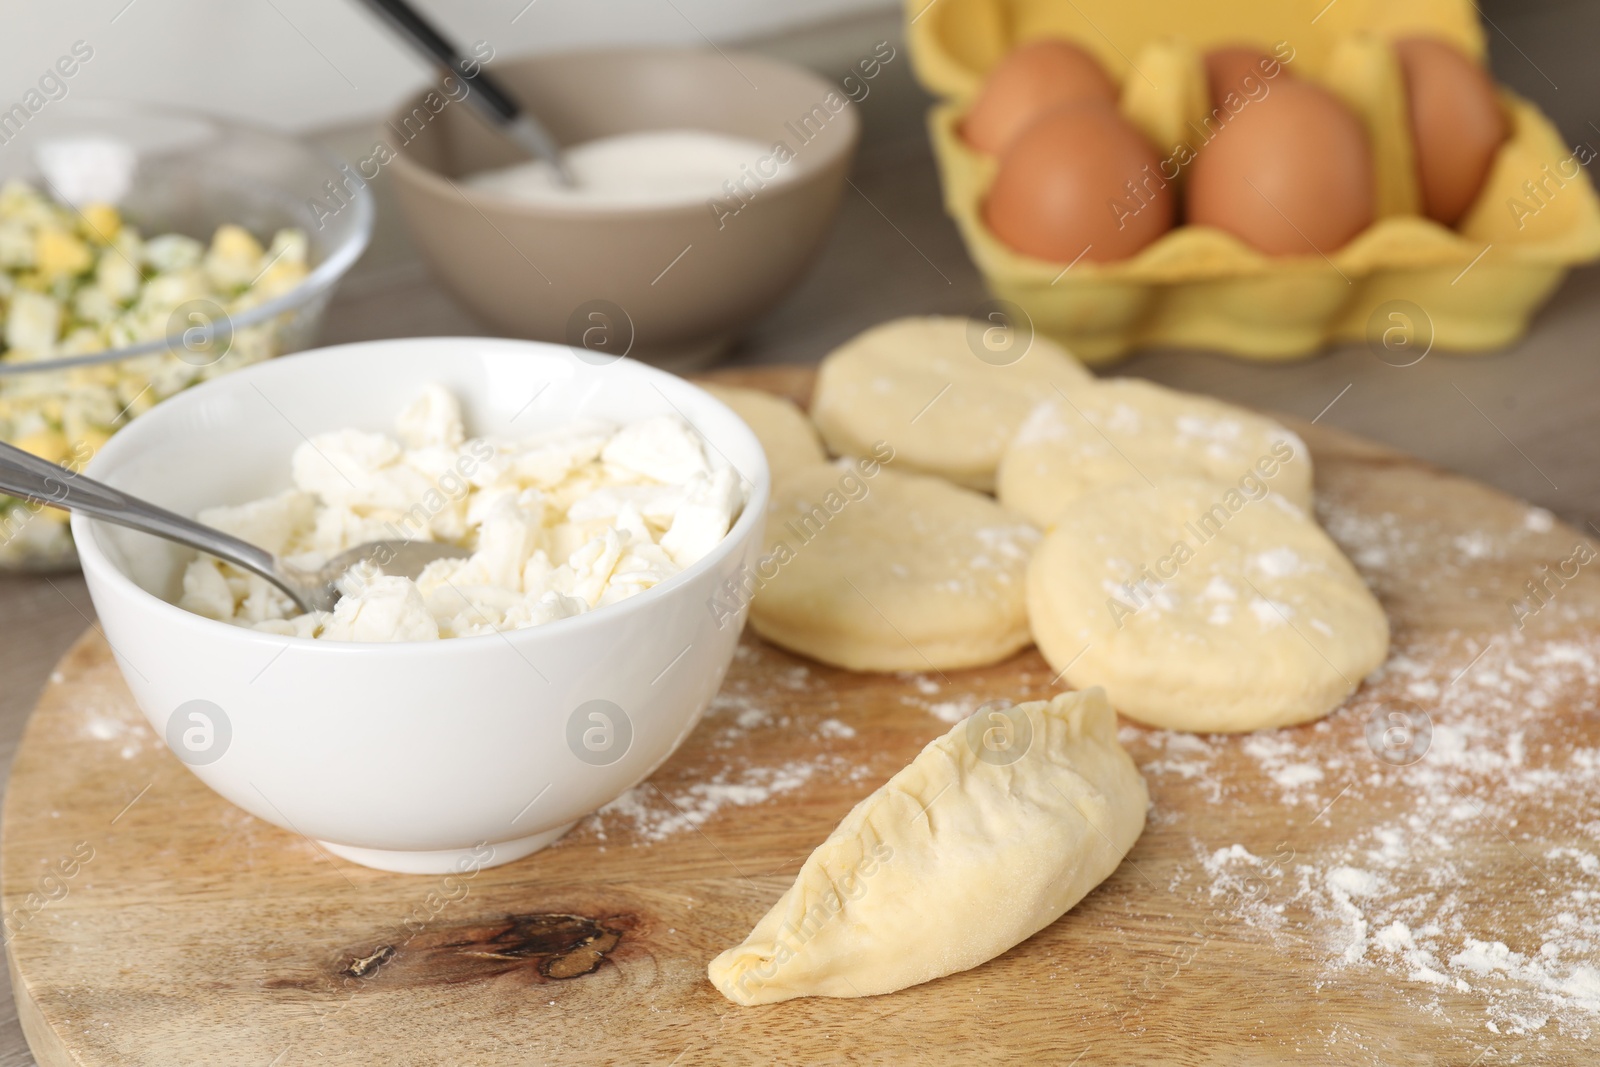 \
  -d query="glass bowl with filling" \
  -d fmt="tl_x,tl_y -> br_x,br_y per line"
0,100 -> 372,570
